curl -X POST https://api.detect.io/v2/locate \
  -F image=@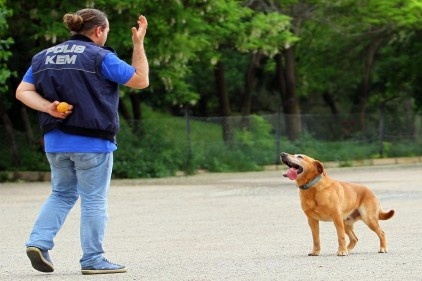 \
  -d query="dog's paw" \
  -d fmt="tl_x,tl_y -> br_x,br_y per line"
378,248 -> 387,253
347,240 -> 358,251
308,250 -> 320,256
337,250 -> 348,256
